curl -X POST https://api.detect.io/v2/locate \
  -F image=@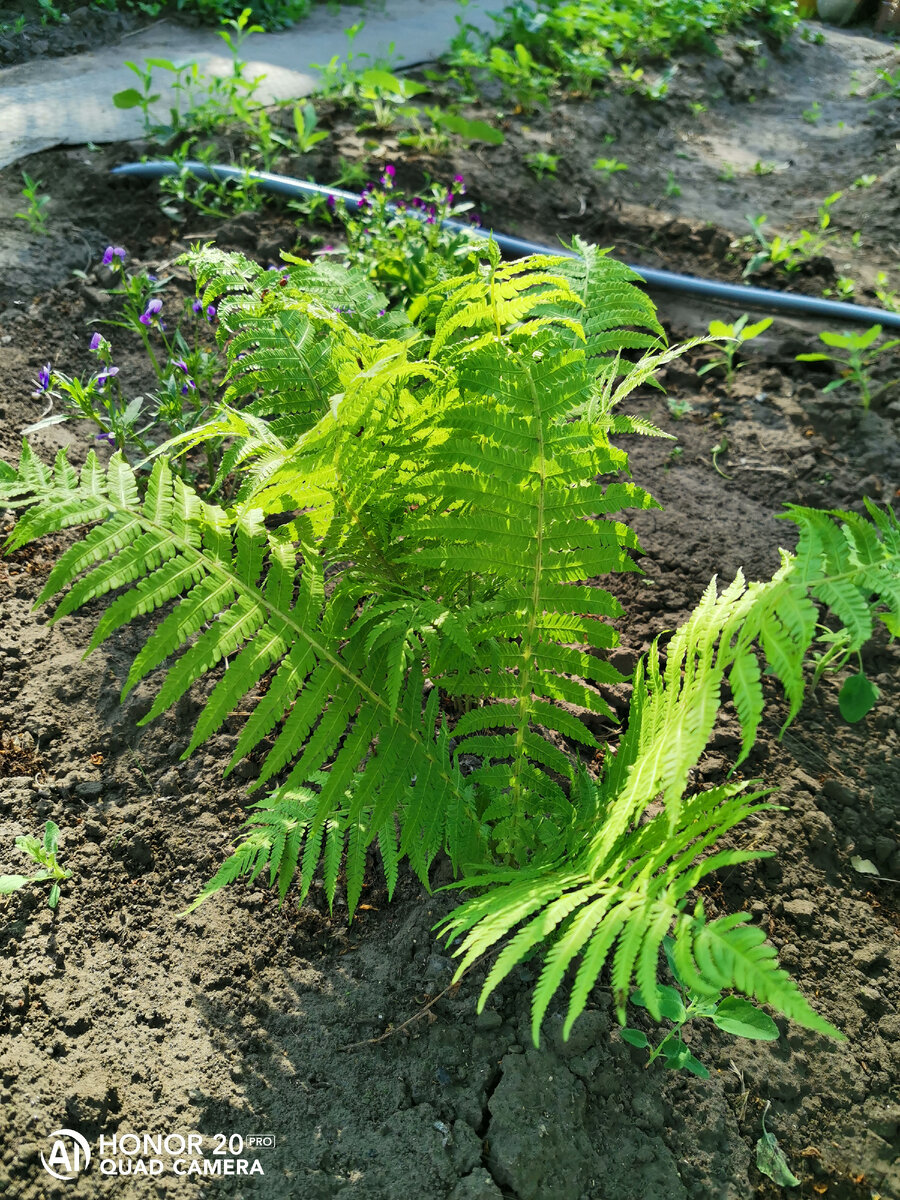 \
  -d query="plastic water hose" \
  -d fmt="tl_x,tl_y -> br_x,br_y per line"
111,161 -> 900,331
